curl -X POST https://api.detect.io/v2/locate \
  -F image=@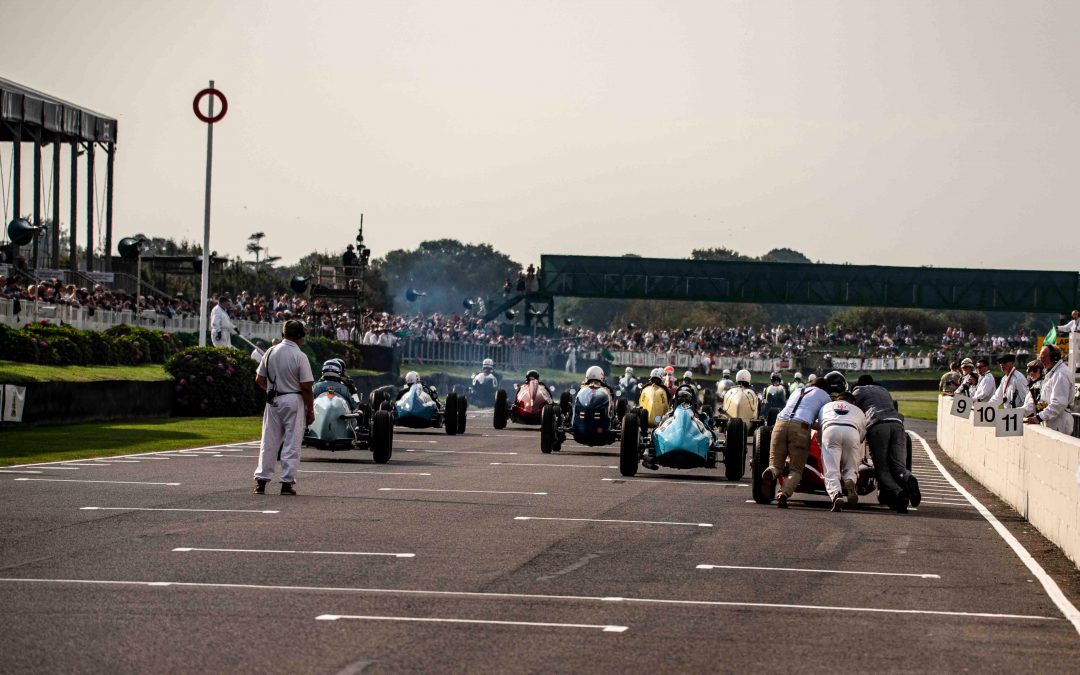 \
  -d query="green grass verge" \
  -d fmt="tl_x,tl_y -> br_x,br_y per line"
0,361 -> 171,385
893,390 -> 940,421
0,416 -> 262,467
